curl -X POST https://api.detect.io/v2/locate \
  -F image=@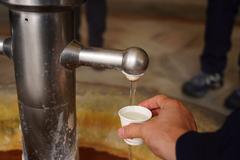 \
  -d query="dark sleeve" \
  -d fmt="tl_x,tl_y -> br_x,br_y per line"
176,109 -> 240,160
